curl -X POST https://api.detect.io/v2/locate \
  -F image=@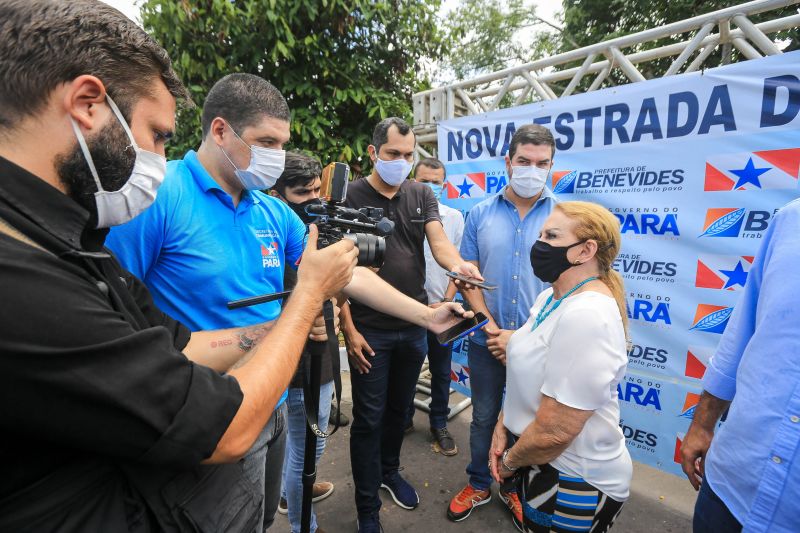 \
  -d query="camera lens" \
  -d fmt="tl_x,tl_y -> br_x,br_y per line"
343,233 -> 386,268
